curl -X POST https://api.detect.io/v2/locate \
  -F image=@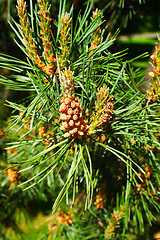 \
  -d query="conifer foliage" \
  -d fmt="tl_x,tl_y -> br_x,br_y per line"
0,0 -> 160,238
